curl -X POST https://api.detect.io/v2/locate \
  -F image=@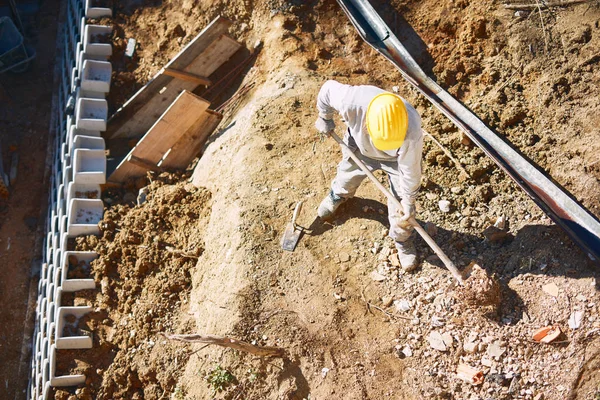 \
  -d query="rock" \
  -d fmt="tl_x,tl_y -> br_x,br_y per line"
382,296 -> 393,307
372,242 -> 381,254
370,270 -> 386,282
542,283 -> 559,297
487,342 -> 505,359
439,200 -> 451,213
338,252 -> 351,263
394,299 -> 411,312
431,315 -> 445,327
514,10 -> 528,18
389,253 -> 400,267
402,345 -> 412,357
321,367 -> 329,378
481,357 -> 493,367
533,393 -> 544,400
576,294 -> 587,302
450,186 -> 462,194
493,215 -> 506,230
568,311 -> 584,329
427,331 -> 447,352
464,341 -> 479,353
483,226 -> 513,244
442,333 -> 453,347
425,192 -> 438,200
424,222 -> 438,237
